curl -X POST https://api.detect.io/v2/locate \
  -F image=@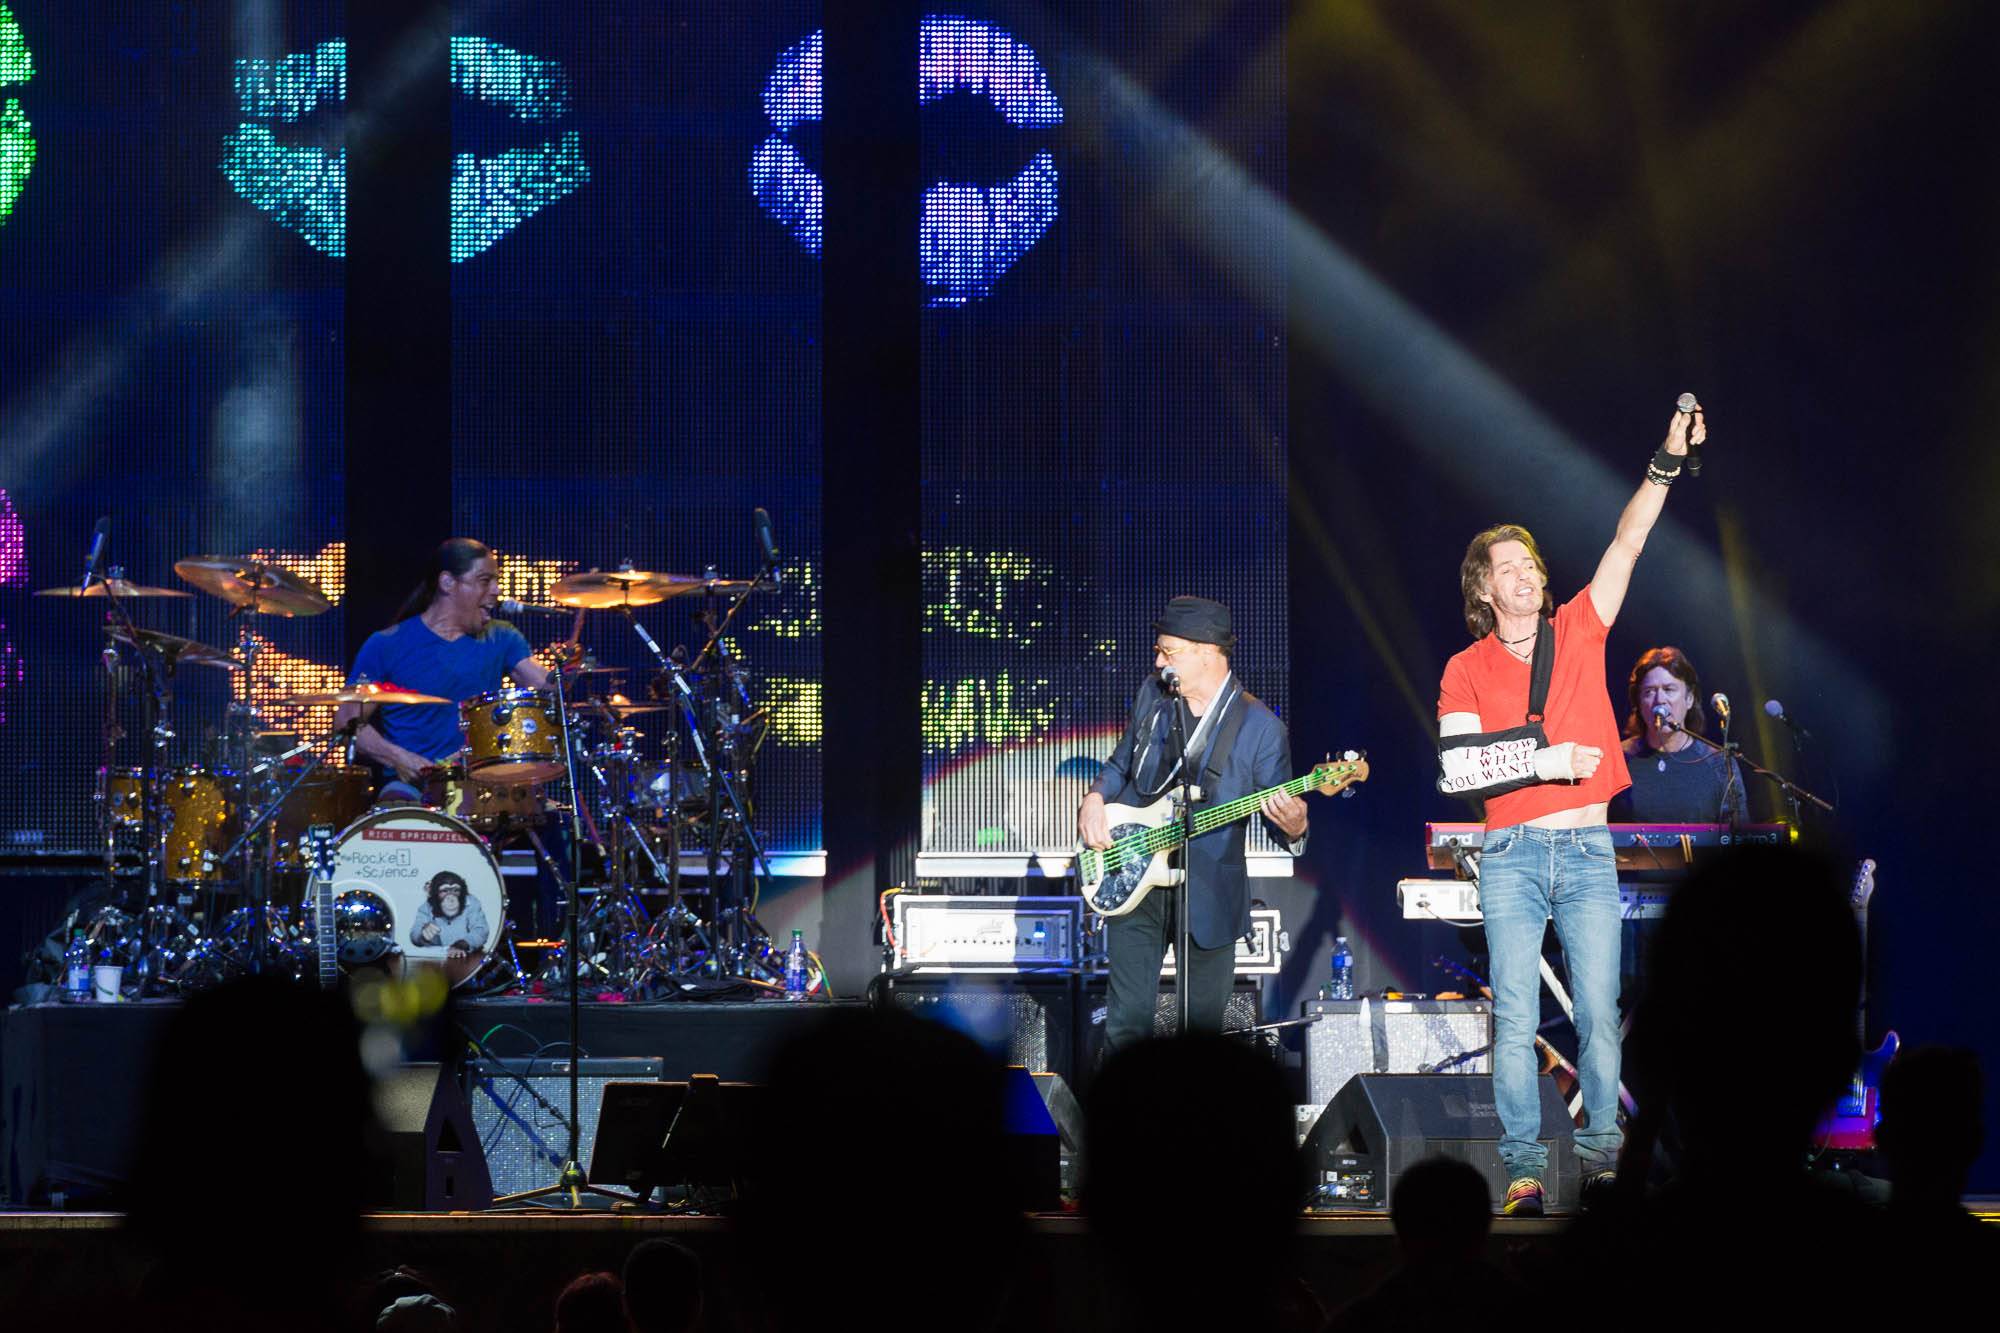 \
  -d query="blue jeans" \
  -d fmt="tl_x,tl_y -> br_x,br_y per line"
1479,823 -> 1623,1178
